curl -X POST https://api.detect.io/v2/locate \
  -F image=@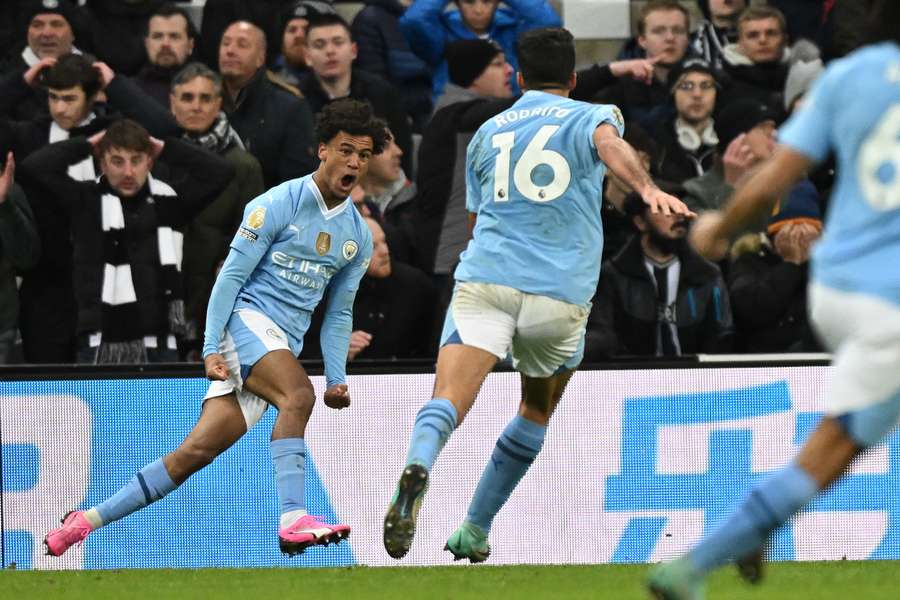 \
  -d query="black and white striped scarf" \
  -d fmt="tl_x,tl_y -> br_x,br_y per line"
96,175 -> 186,349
